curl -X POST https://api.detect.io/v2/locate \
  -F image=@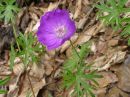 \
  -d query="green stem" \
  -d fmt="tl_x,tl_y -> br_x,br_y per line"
69,40 -> 81,60
69,40 -> 85,68
12,24 -> 20,51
